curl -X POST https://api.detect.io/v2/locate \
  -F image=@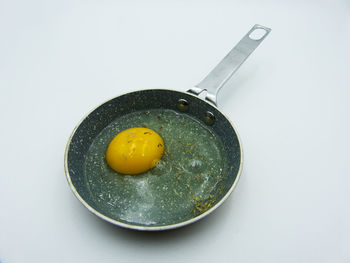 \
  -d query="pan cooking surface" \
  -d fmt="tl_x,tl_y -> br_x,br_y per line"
84,109 -> 229,226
